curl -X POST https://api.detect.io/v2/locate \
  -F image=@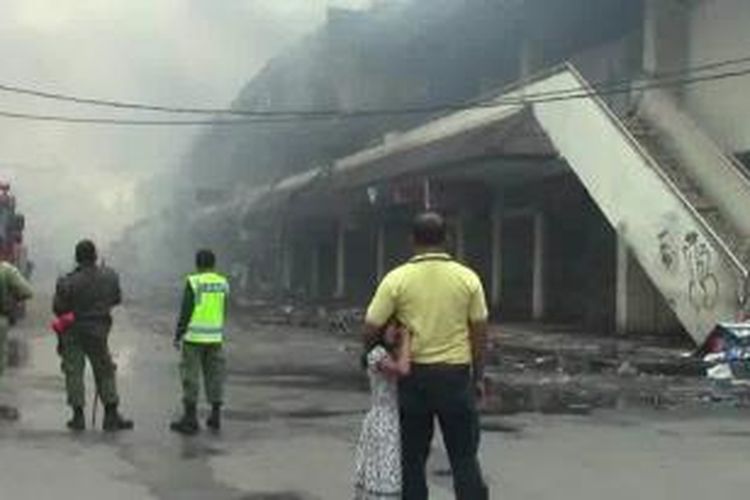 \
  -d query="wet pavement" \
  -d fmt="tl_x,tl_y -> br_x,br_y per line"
1,298 -> 750,498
